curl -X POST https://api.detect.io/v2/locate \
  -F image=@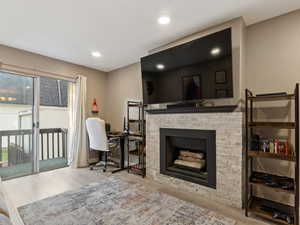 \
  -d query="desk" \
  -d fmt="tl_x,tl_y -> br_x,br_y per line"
107,132 -> 128,173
